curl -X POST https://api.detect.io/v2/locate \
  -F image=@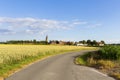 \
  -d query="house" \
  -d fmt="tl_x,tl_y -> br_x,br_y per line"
59,41 -> 66,45
98,42 -> 105,46
76,43 -> 88,46
49,40 -> 66,45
